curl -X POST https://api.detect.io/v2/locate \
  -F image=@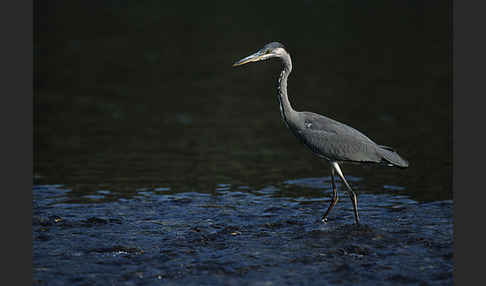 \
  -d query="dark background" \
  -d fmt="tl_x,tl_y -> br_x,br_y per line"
34,0 -> 451,202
